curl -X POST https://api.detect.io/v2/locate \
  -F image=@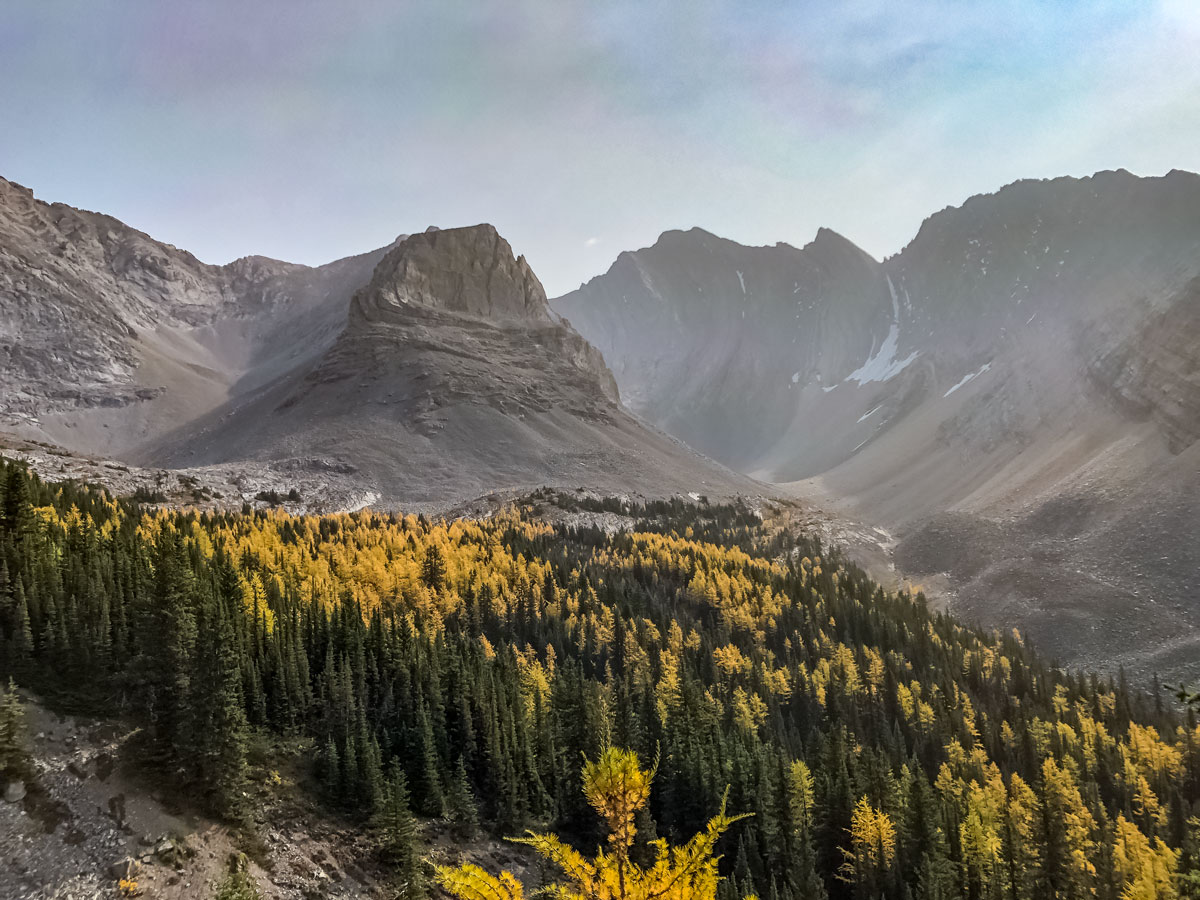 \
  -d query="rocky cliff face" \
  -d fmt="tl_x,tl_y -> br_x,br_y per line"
354,224 -> 554,324
556,226 -> 890,467
0,175 -> 396,455
344,224 -> 619,409
556,169 -> 1200,680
